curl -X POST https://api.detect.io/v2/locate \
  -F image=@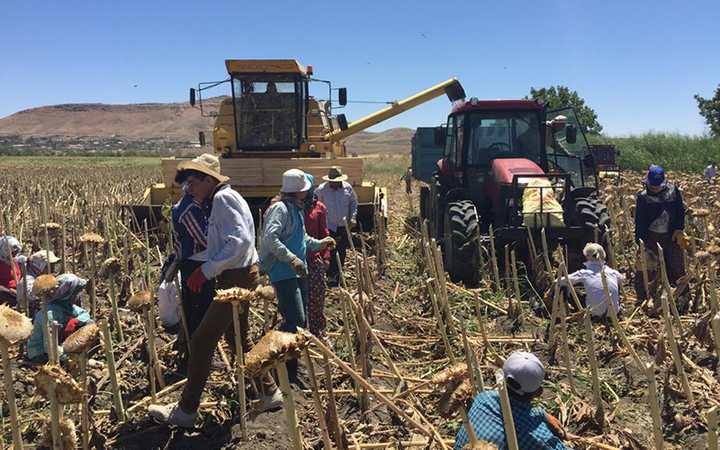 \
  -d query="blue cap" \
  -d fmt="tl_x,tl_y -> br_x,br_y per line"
304,173 -> 315,186
645,164 -> 666,187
